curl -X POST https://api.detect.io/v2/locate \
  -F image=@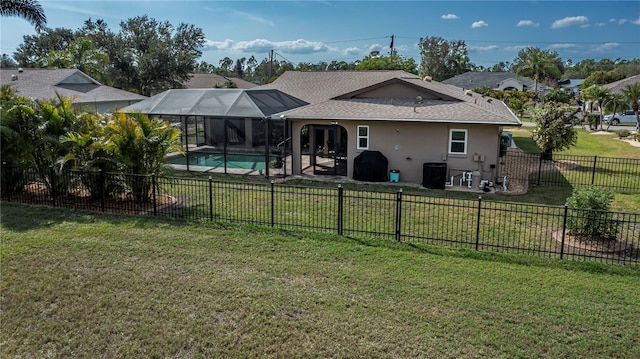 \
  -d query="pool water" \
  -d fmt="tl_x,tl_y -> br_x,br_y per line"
166,153 -> 277,170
